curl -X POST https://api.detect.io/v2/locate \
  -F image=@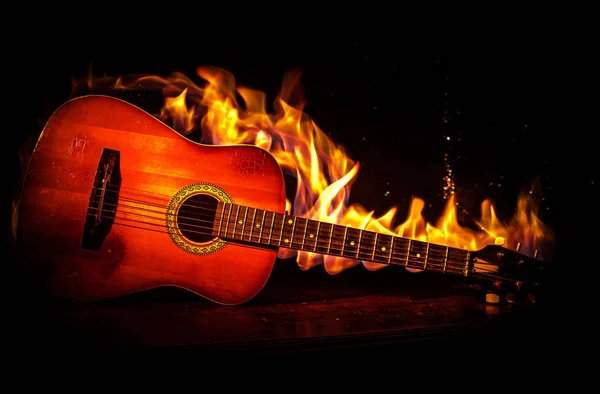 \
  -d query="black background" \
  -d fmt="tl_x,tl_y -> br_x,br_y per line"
3,13 -> 595,374
10,33 -> 590,270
